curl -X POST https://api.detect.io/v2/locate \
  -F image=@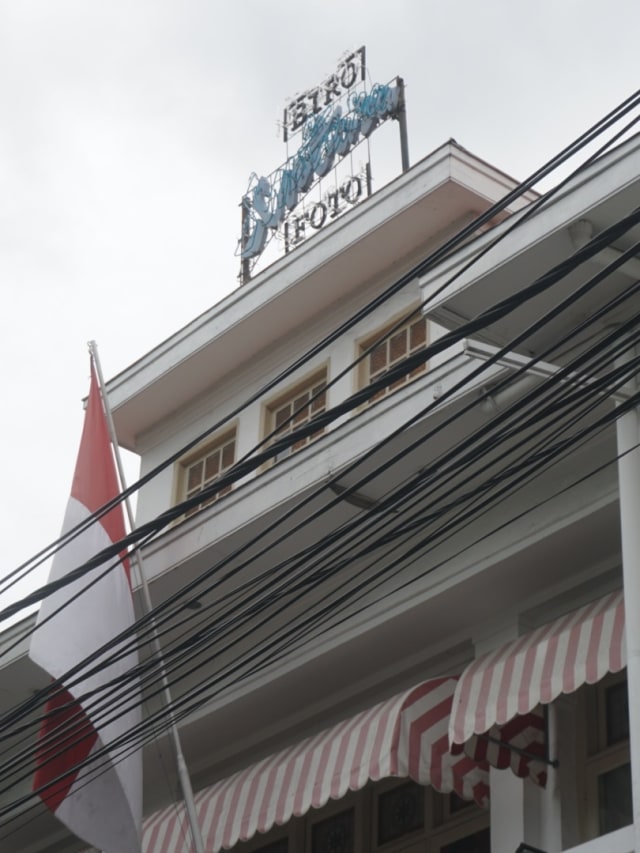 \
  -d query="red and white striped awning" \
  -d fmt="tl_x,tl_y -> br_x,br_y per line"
141,590 -> 625,853
143,677 -> 490,853
449,590 -> 626,751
